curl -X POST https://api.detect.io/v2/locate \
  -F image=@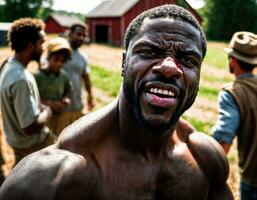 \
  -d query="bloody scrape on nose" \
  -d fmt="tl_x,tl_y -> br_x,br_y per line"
152,56 -> 183,78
